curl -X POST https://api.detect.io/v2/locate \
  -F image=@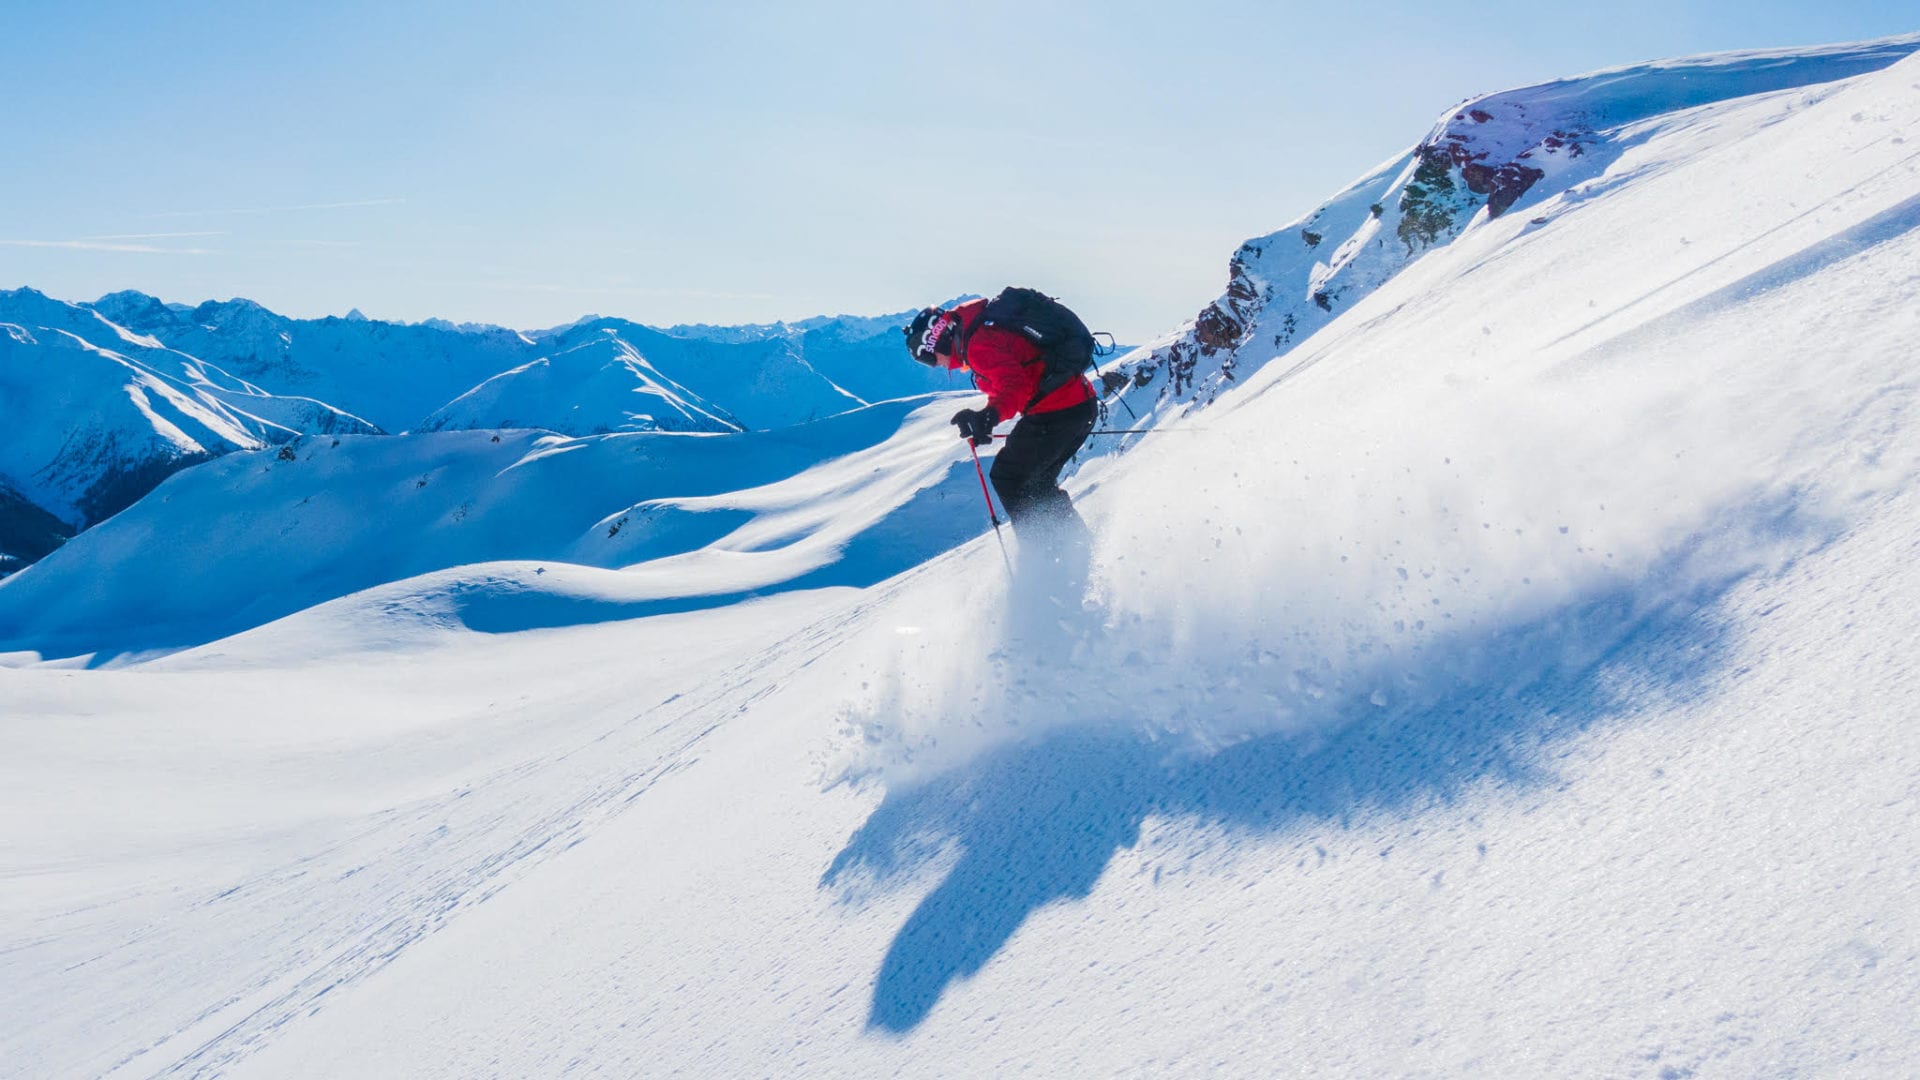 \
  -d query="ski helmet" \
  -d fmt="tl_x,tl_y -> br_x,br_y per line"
905,307 -> 956,366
